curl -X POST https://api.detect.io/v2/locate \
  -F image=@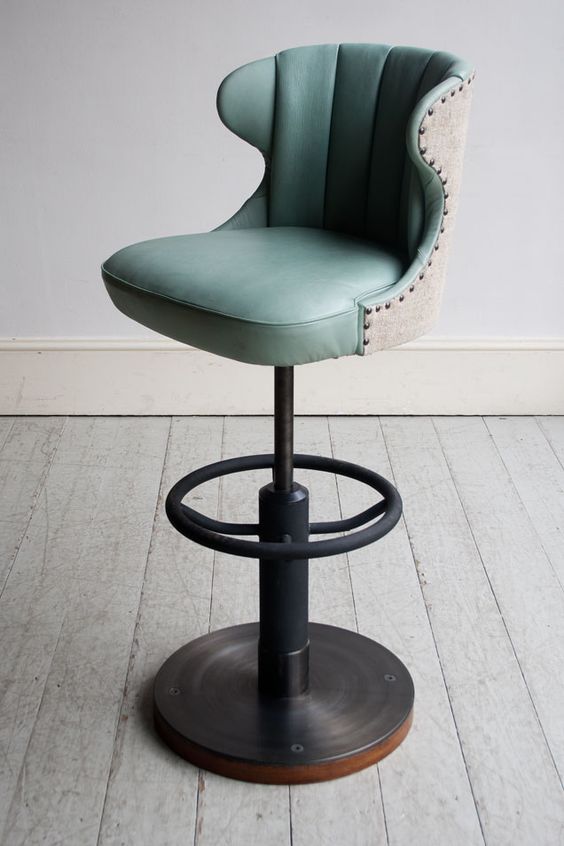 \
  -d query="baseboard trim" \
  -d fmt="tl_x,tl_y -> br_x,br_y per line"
1,337 -> 562,415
